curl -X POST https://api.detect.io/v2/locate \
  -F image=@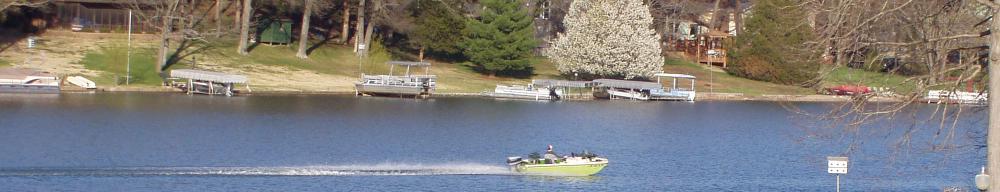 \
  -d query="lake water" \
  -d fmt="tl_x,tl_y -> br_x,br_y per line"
0,93 -> 986,191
